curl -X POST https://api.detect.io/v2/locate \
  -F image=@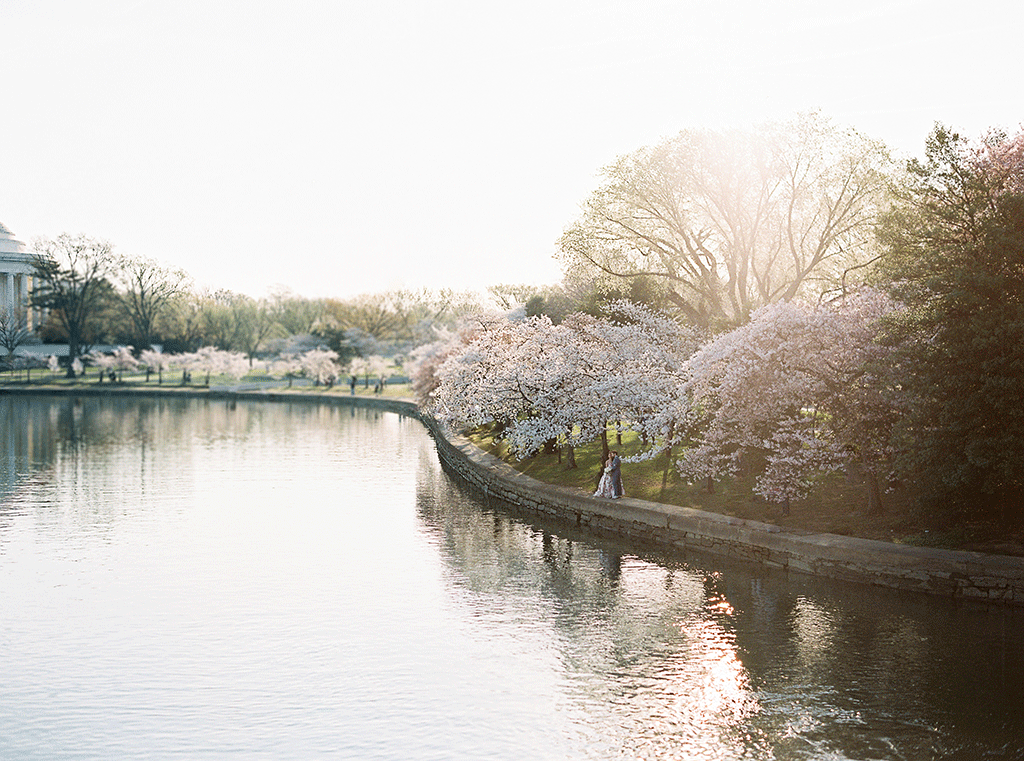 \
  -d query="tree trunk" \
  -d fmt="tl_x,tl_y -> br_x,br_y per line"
565,443 -> 576,469
66,335 -> 79,378
660,446 -> 672,500
659,422 -> 676,499
864,460 -> 884,515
